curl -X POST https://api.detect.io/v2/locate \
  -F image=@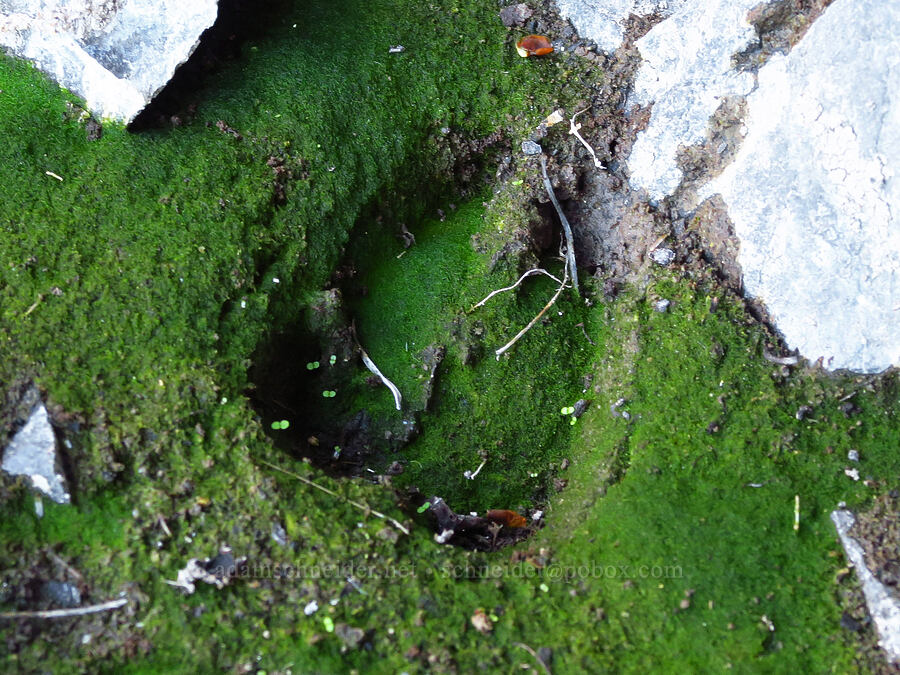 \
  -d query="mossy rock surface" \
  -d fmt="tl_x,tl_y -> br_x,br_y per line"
1,1 -> 898,672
